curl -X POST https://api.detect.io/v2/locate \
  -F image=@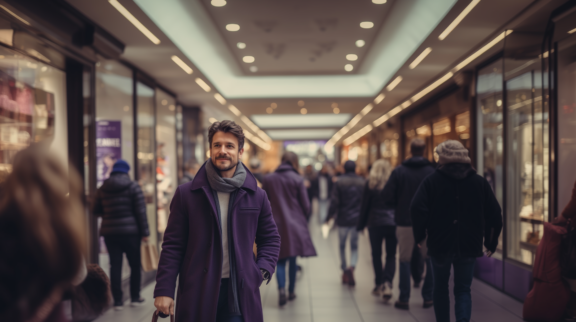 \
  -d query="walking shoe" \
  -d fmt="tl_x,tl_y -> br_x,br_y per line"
423,300 -> 434,309
130,297 -> 145,307
288,293 -> 297,301
347,268 -> 356,286
372,284 -> 383,296
342,270 -> 350,284
394,301 -> 409,310
382,282 -> 393,302
113,302 -> 124,311
279,289 -> 287,306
